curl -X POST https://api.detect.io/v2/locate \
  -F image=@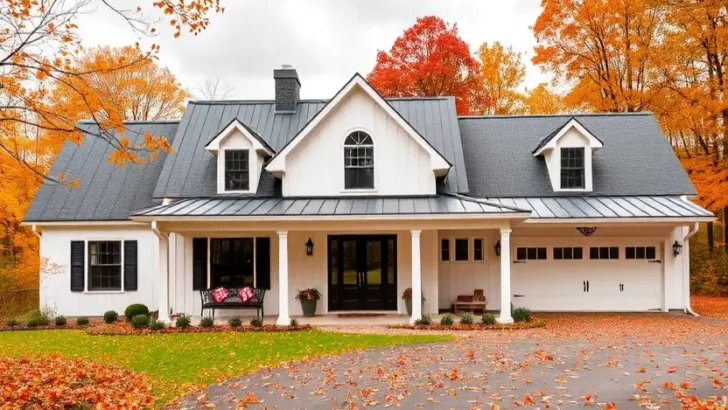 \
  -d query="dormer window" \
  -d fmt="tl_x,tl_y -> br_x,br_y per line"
560,148 -> 584,189
344,131 -> 374,189
225,150 -> 249,191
